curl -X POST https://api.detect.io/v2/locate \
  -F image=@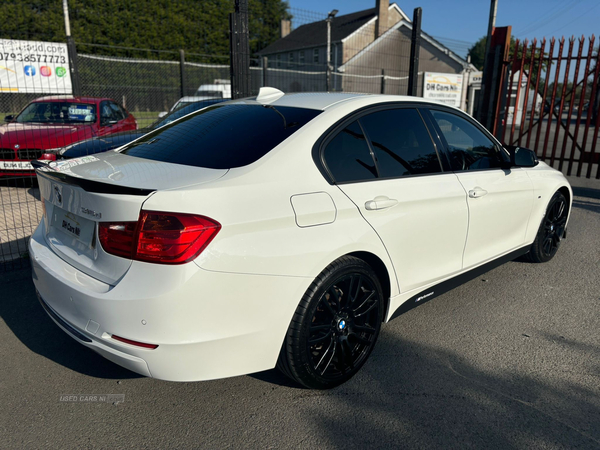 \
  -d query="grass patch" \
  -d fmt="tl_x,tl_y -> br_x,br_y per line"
133,111 -> 162,129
